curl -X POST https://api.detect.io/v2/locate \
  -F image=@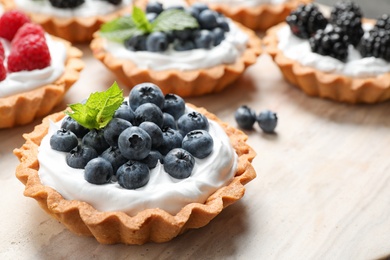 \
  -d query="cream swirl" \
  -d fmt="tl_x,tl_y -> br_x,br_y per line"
0,35 -> 67,98
37,112 -> 237,216
277,24 -> 390,78
103,20 -> 248,71
14,0 -> 132,18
